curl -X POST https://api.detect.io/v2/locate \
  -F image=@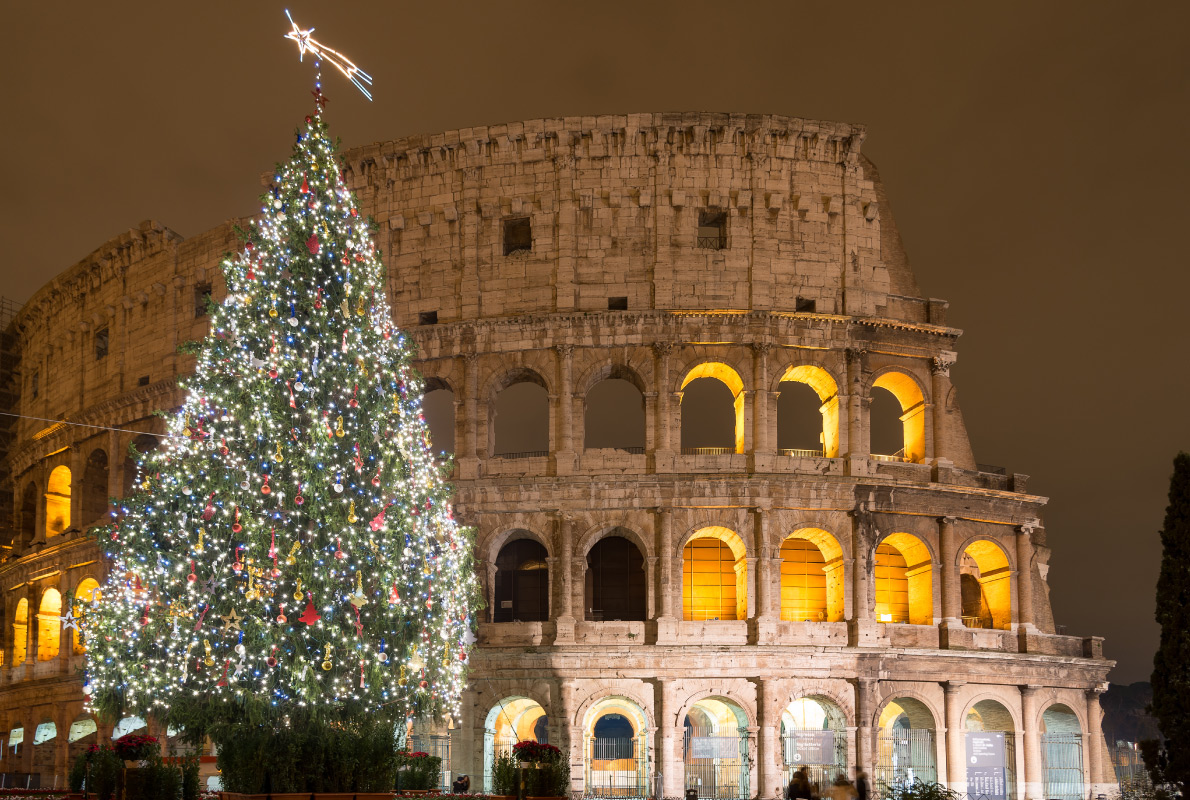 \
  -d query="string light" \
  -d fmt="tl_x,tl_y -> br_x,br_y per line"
283,10 -> 373,101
